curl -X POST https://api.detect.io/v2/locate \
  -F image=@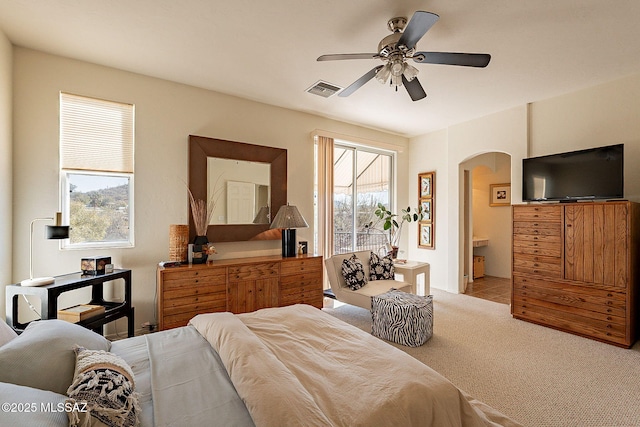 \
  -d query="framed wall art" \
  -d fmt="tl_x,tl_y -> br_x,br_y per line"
418,222 -> 433,248
419,172 -> 434,198
418,171 -> 435,250
490,183 -> 511,207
